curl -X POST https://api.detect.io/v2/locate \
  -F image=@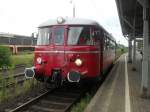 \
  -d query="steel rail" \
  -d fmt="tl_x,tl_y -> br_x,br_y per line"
9,90 -> 52,112
8,85 -> 87,112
